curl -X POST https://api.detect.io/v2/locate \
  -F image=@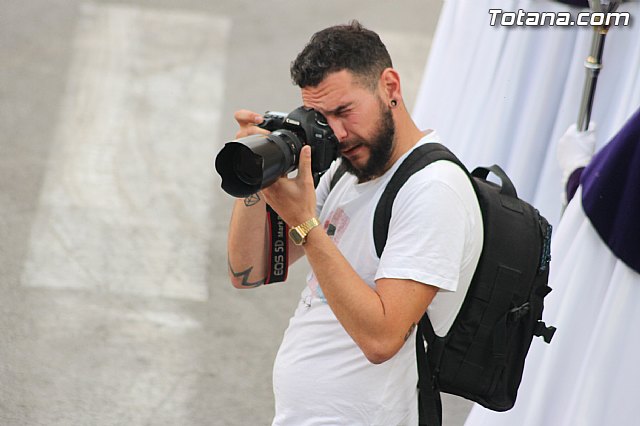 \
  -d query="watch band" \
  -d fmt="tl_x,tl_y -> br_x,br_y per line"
289,217 -> 320,245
